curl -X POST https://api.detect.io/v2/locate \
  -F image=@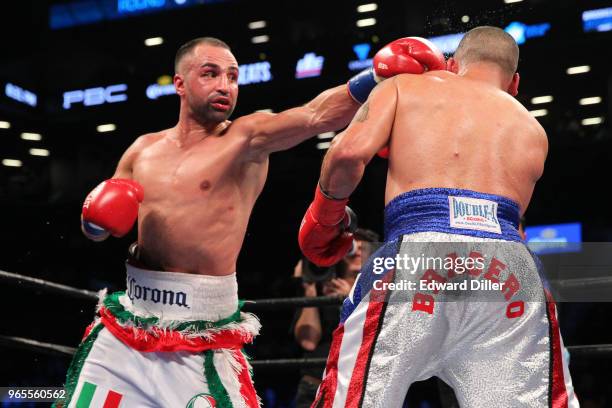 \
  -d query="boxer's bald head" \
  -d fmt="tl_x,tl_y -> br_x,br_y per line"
454,26 -> 519,76
174,37 -> 232,74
